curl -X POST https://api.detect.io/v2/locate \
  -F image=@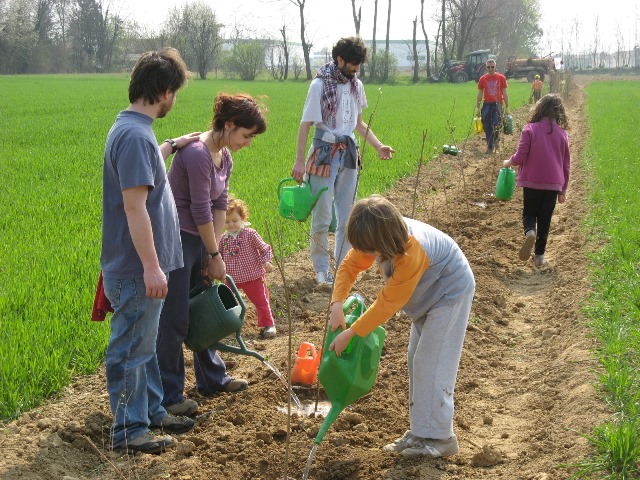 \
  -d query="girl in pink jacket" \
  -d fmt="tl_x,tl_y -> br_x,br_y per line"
503,94 -> 571,267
